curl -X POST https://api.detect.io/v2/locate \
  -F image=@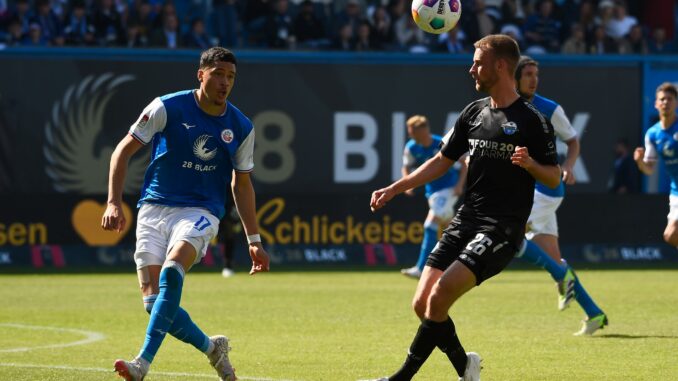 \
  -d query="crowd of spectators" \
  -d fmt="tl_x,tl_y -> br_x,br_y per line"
0,0 -> 675,54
